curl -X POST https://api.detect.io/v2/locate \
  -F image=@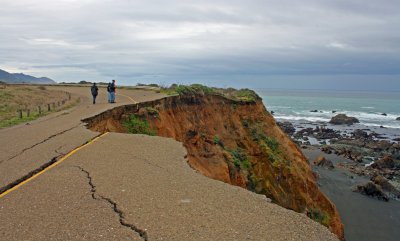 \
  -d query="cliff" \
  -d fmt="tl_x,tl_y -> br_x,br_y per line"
83,91 -> 344,239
